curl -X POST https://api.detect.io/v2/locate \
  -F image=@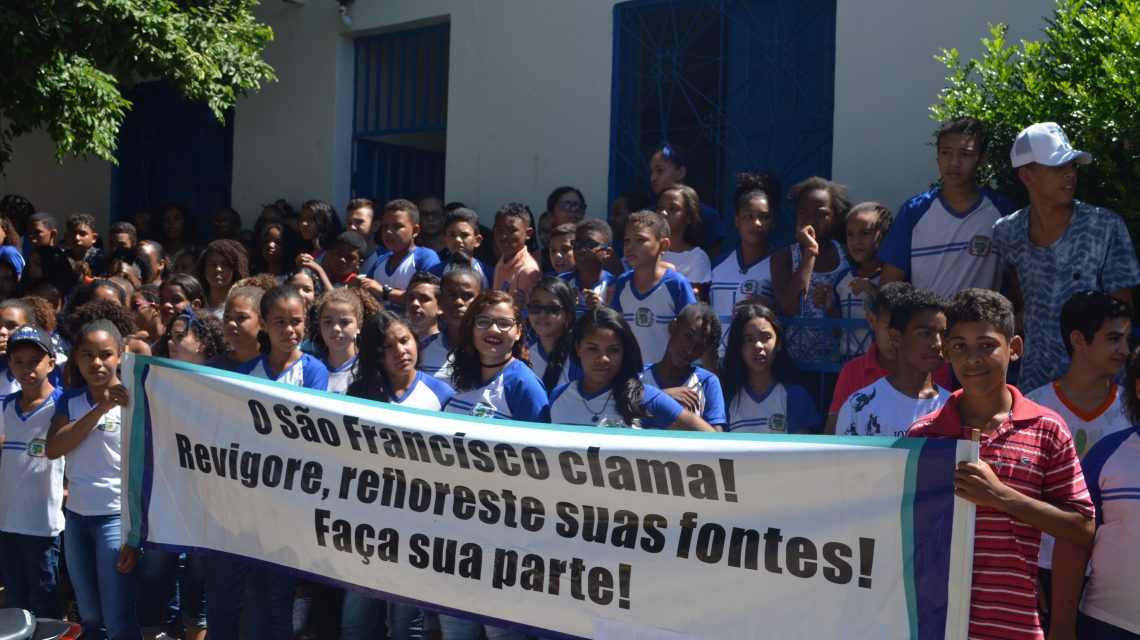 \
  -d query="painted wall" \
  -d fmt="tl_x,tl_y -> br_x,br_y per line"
0,130 -> 112,225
